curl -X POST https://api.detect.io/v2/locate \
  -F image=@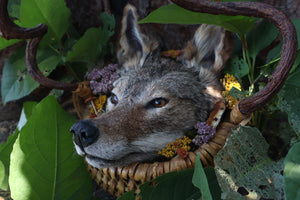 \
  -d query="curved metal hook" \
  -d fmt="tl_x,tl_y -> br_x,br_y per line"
171,0 -> 297,115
